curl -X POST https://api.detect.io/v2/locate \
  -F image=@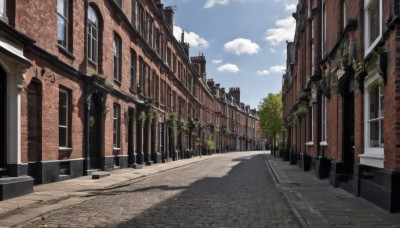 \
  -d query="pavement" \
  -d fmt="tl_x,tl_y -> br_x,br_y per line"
0,152 -> 399,227
265,154 -> 400,228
